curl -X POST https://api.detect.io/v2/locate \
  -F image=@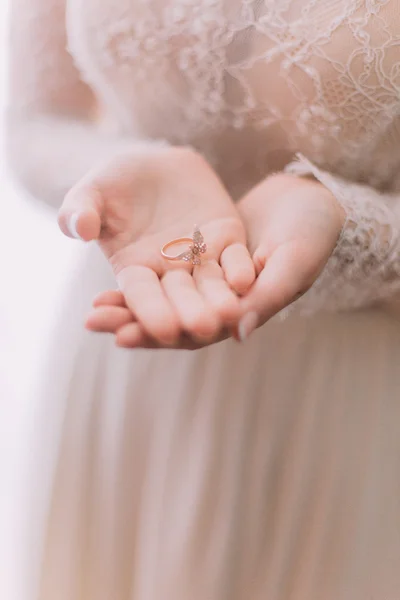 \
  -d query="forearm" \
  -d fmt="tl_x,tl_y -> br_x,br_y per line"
6,112 -> 166,209
285,155 -> 400,313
